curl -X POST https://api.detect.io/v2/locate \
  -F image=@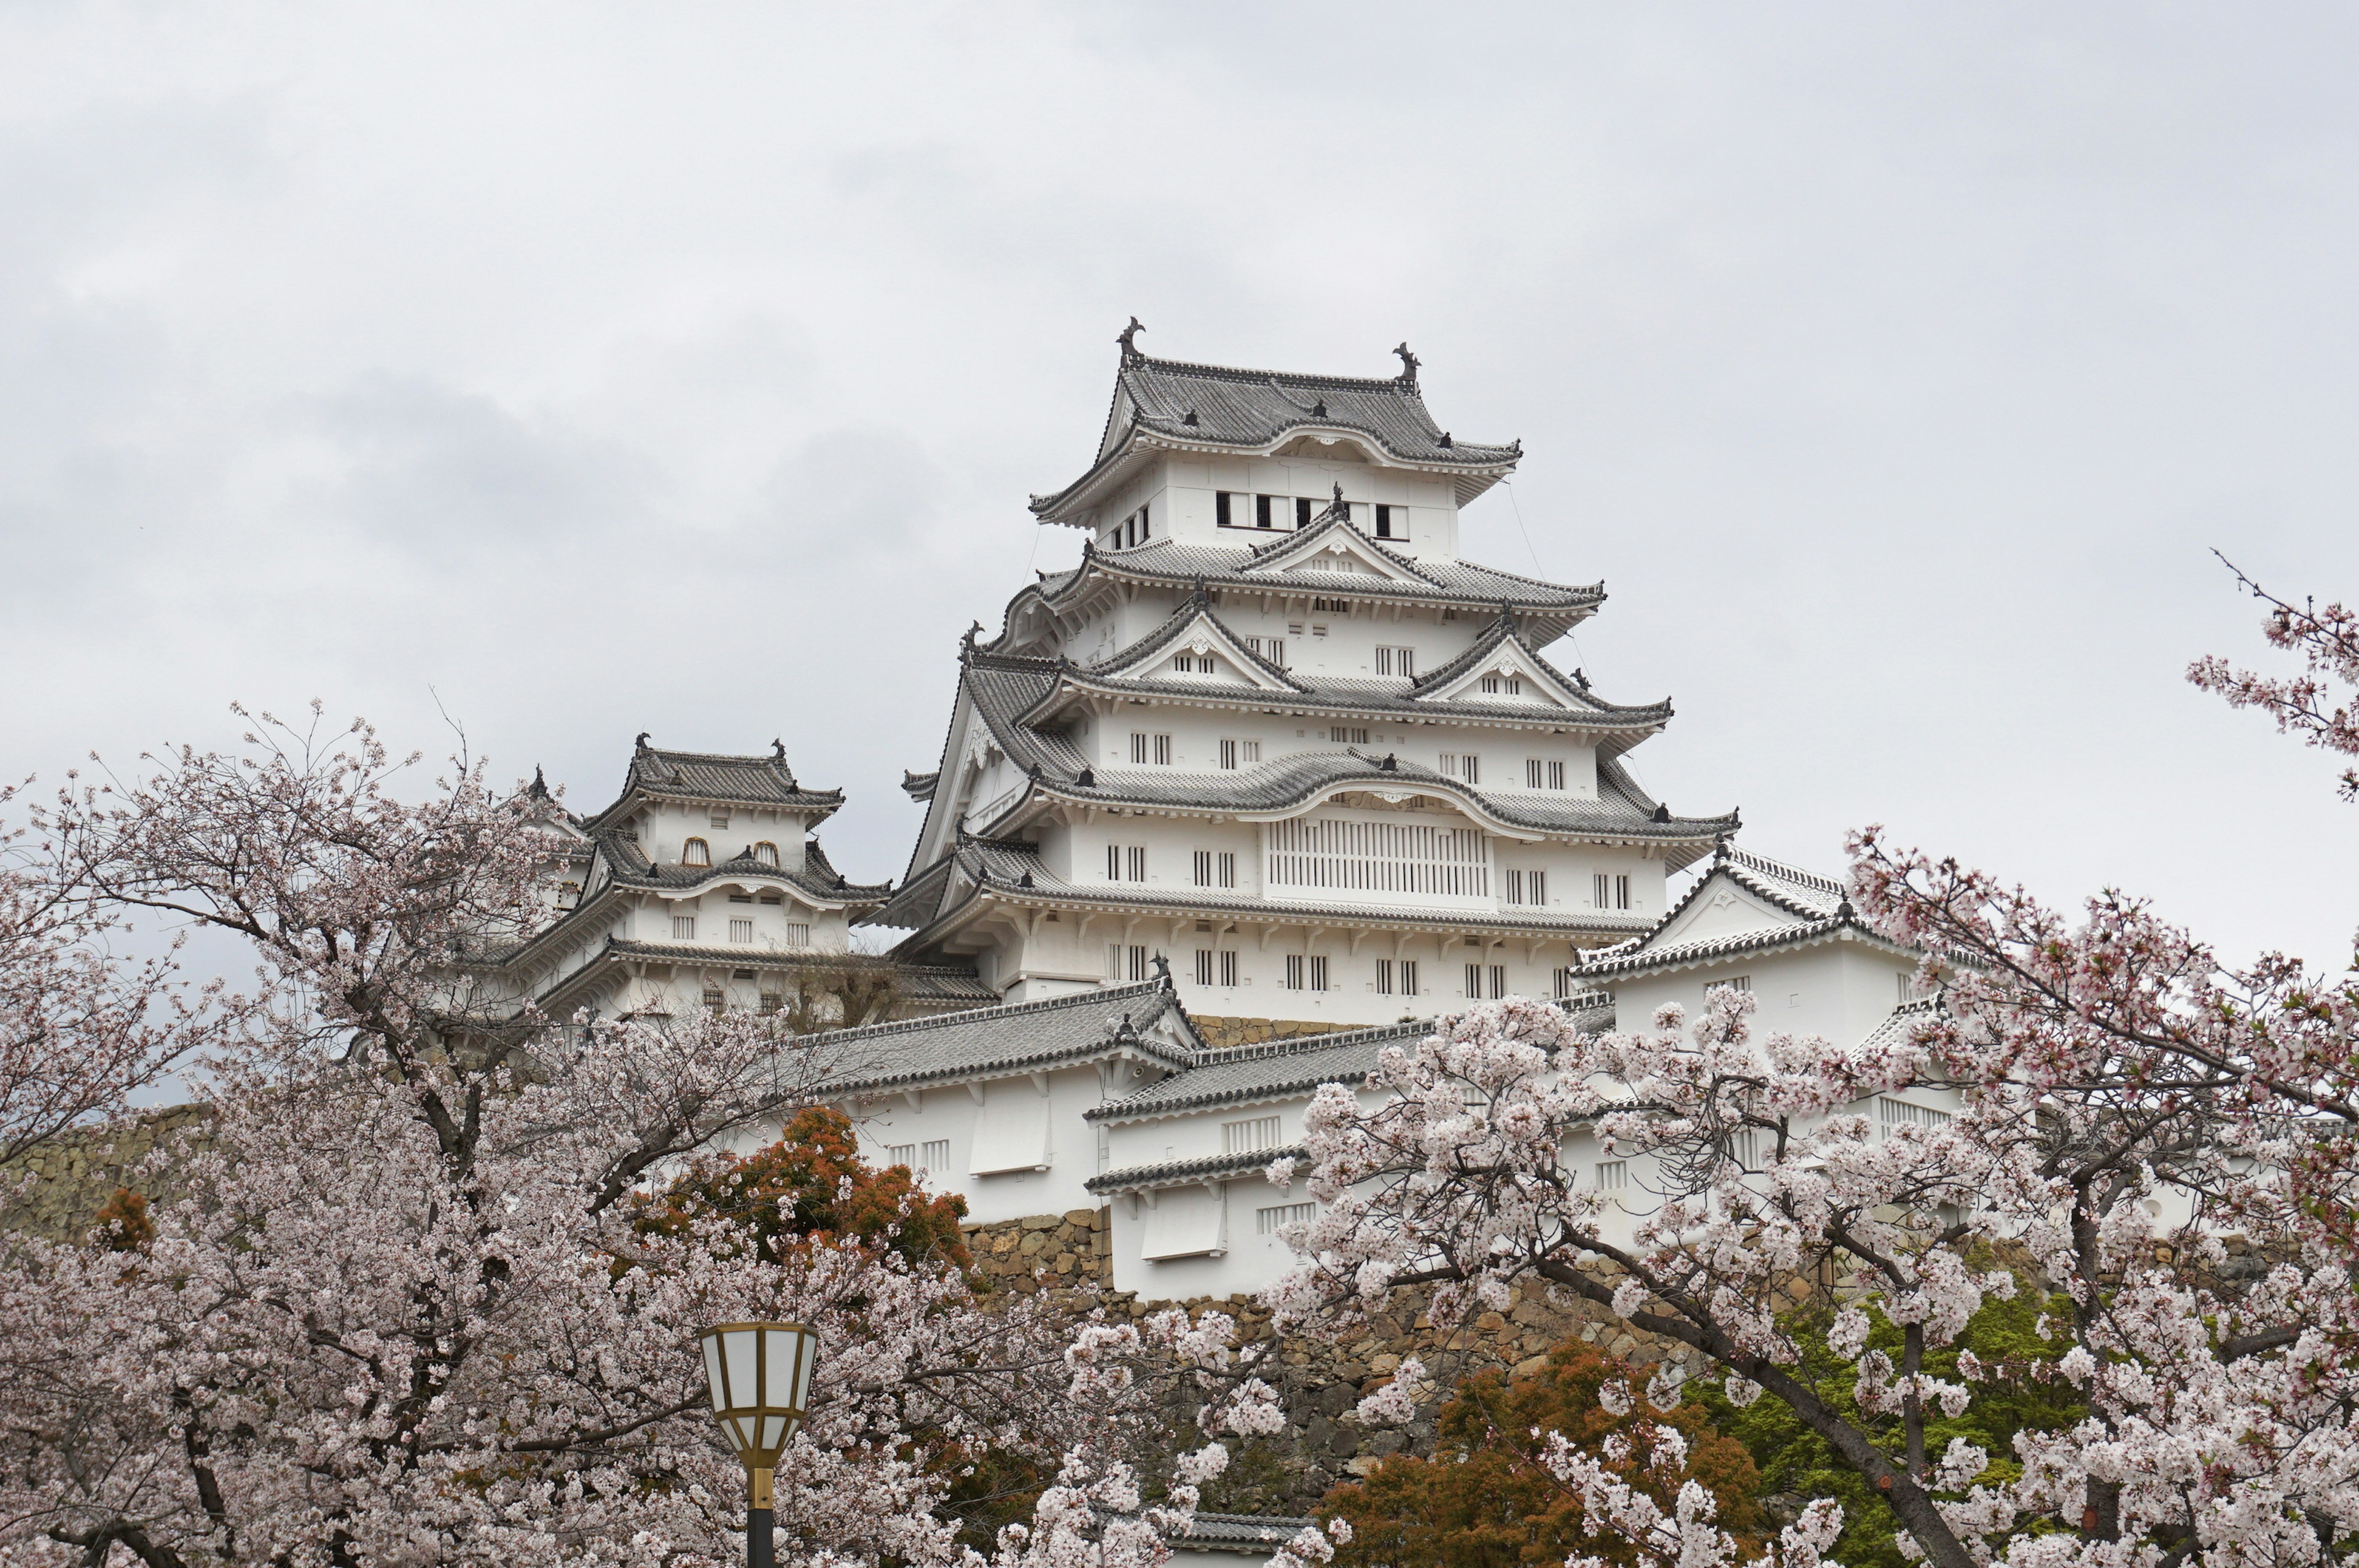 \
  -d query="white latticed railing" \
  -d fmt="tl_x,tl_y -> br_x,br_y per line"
1267,817 -> 1490,897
